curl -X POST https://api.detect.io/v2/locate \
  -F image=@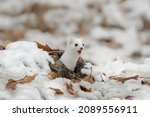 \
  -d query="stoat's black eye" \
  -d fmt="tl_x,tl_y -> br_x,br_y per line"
75,43 -> 78,47
82,44 -> 84,47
